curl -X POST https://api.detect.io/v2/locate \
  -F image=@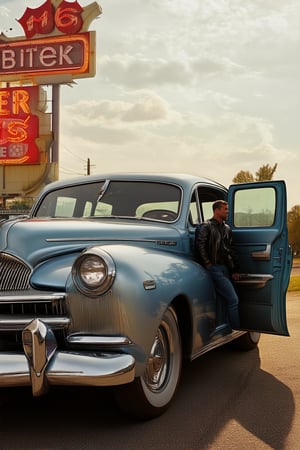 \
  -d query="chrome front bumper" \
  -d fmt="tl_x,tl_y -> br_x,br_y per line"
0,319 -> 135,396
